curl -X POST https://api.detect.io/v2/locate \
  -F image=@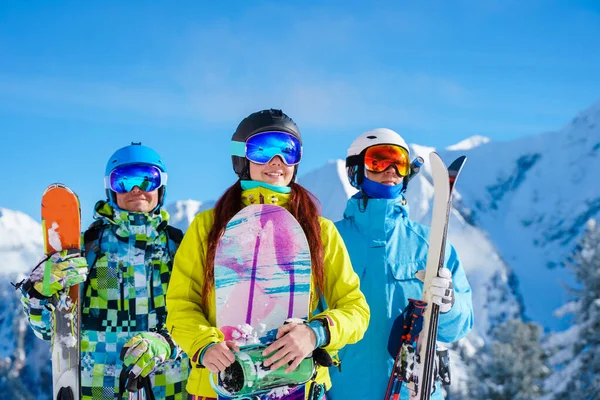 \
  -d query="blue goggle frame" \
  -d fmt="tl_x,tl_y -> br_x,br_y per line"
231,131 -> 302,166
104,164 -> 168,194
